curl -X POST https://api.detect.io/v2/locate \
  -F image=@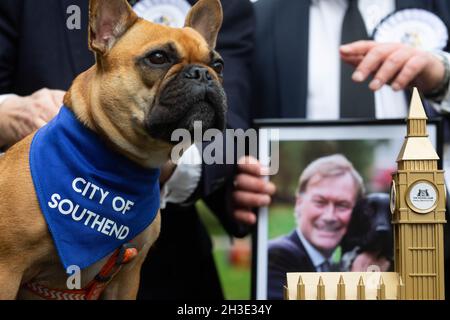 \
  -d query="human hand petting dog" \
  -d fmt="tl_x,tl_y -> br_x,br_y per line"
232,156 -> 276,225
340,40 -> 446,94
0,88 -> 64,148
